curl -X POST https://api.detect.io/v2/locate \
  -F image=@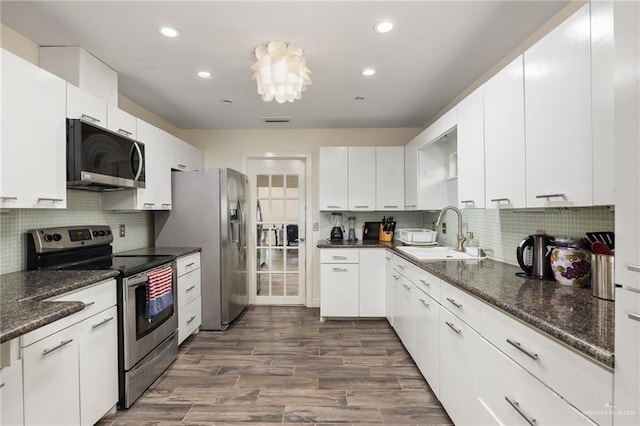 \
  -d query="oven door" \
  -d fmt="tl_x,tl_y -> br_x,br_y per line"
122,262 -> 178,370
